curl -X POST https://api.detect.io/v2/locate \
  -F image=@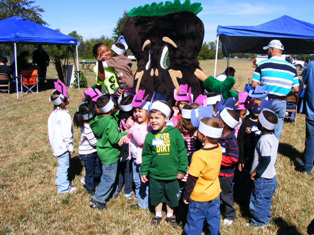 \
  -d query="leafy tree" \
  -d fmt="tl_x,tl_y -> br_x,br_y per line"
0,0 -> 47,25
112,11 -> 128,40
